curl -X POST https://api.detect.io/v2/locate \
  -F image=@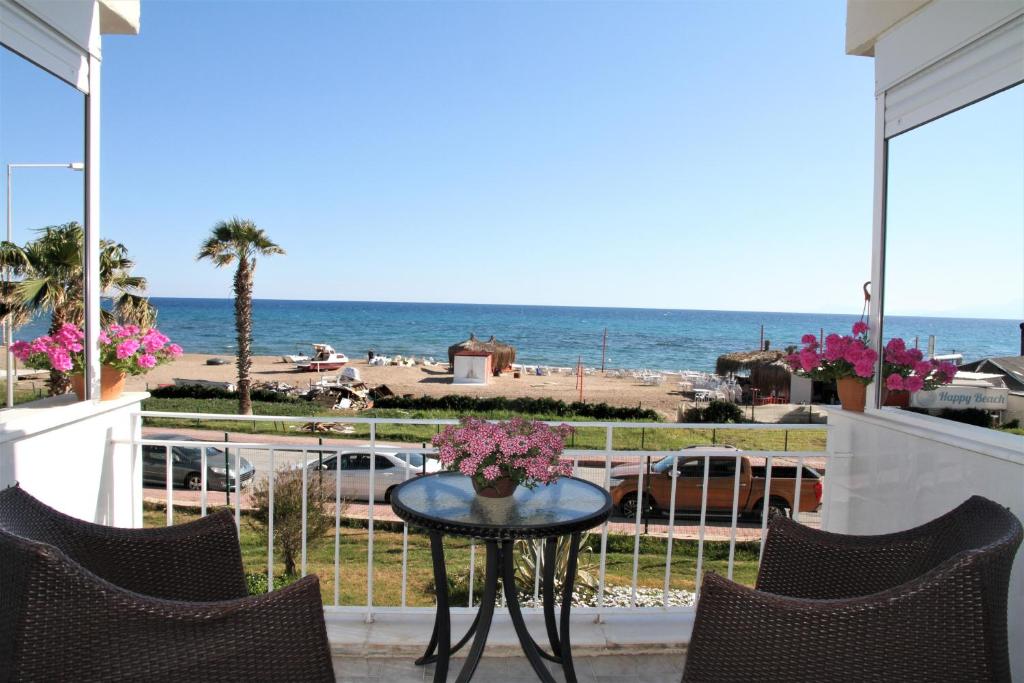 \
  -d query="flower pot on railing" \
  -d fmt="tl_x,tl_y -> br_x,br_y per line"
11,323 -> 183,402
71,366 -> 127,402
881,388 -> 911,408
835,377 -> 867,412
